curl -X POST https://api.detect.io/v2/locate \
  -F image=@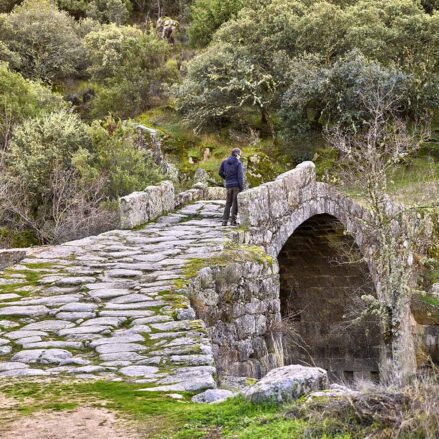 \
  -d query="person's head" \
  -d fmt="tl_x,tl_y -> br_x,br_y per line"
231,148 -> 241,159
